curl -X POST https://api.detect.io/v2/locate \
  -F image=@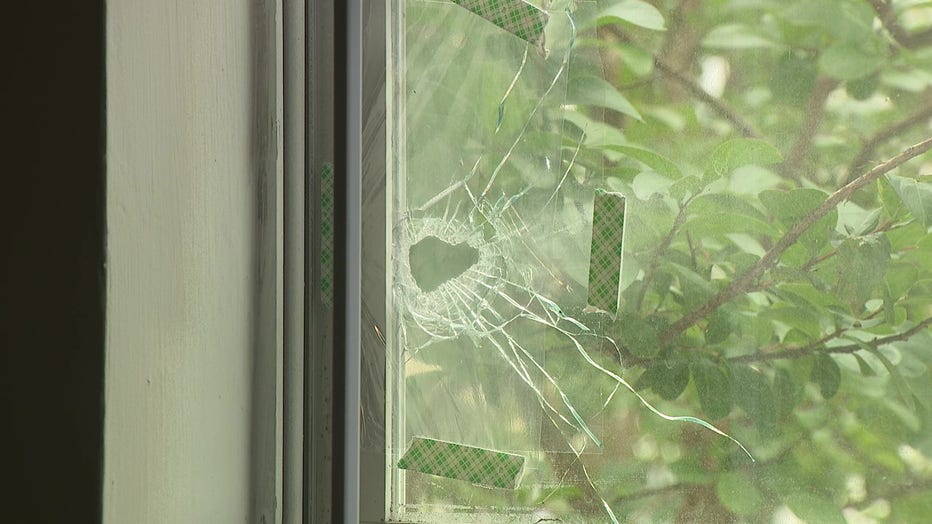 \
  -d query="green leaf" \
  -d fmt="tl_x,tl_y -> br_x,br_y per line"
811,353 -> 842,399
703,24 -> 778,49
832,0 -> 877,41
846,74 -> 880,100
649,271 -> 674,305
725,257 -> 760,283
705,139 -> 783,183
878,177 -> 907,221
886,221 -> 927,253
690,193 -> 770,221
687,194 -> 778,238
683,212 -> 780,239
758,188 -> 821,224
849,400 -> 917,454
834,236 -> 891,312
773,367 -> 800,418
853,353 -> 877,376
601,145 -> 681,178
908,375 -> 932,412
704,310 -> 734,345
564,110 -> 628,149
668,175 -> 703,201
616,313 -> 660,357
759,188 -> 836,256
837,201 -> 880,237
624,194 -> 675,251
632,171 -> 674,198
639,360 -> 690,401
856,338 -> 919,411
777,283 -> 844,309
728,165 -> 783,195
883,68 -> 932,93
691,358 -> 733,420
819,44 -> 884,81
669,456 -> 713,485
782,0 -> 874,43
770,54 -> 818,103
613,42 -> 654,77
783,493 -> 846,524
731,365 -> 777,435
567,75 -> 643,121
885,262 -> 919,300
893,492 -> 932,522
886,174 -> 932,227
762,305 -> 822,340
598,0 -> 666,31
668,261 -> 716,308
884,284 -> 897,325
716,472 -> 762,517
